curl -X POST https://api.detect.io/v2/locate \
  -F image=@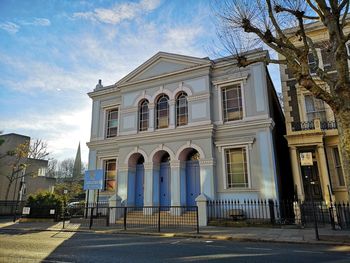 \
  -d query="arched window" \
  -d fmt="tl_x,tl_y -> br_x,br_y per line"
156,94 -> 169,129
139,99 -> 149,132
176,92 -> 188,126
